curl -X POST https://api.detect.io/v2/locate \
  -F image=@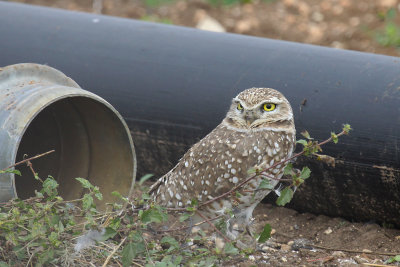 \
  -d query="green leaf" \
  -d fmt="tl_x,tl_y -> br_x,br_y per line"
301,130 -> 312,139
122,242 -> 135,267
139,174 -> 154,185
140,206 -> 168,224
75,178 -> 93,189
13,245 -> 27,260
342,123 -> 352,134
99,227 -> 117,242
258,223 -> 272,243
247,167 -> 257,175
224,242 -> 239,255
42,177 -> 59,197
36,248 -> 55,266
257,179 -> 274,190
387,255 -> 400,263
331,132 -> 338,144
0,168 -> 21,175
296,139 -> 308,147
299,167 -> 311,180
82,194 -> 94,210
190,198 -> 198,207
283,162 -> 294,175
122,241 -> 145,267
161,236 -> 180,252
179,212 -> 192,222
276,187 -> 294,206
